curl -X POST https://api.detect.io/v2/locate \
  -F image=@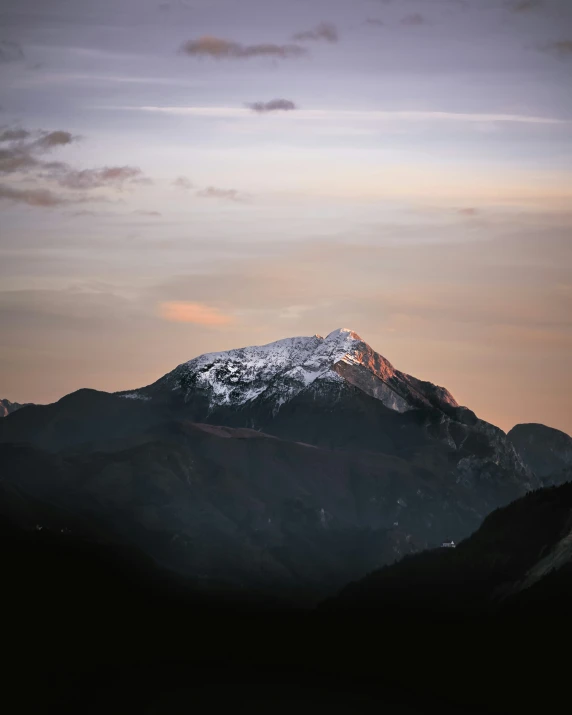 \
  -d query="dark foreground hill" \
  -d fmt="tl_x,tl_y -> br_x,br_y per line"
325,479 -> 572,615
0,411 -> 534,602
3,481 -> 571,715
